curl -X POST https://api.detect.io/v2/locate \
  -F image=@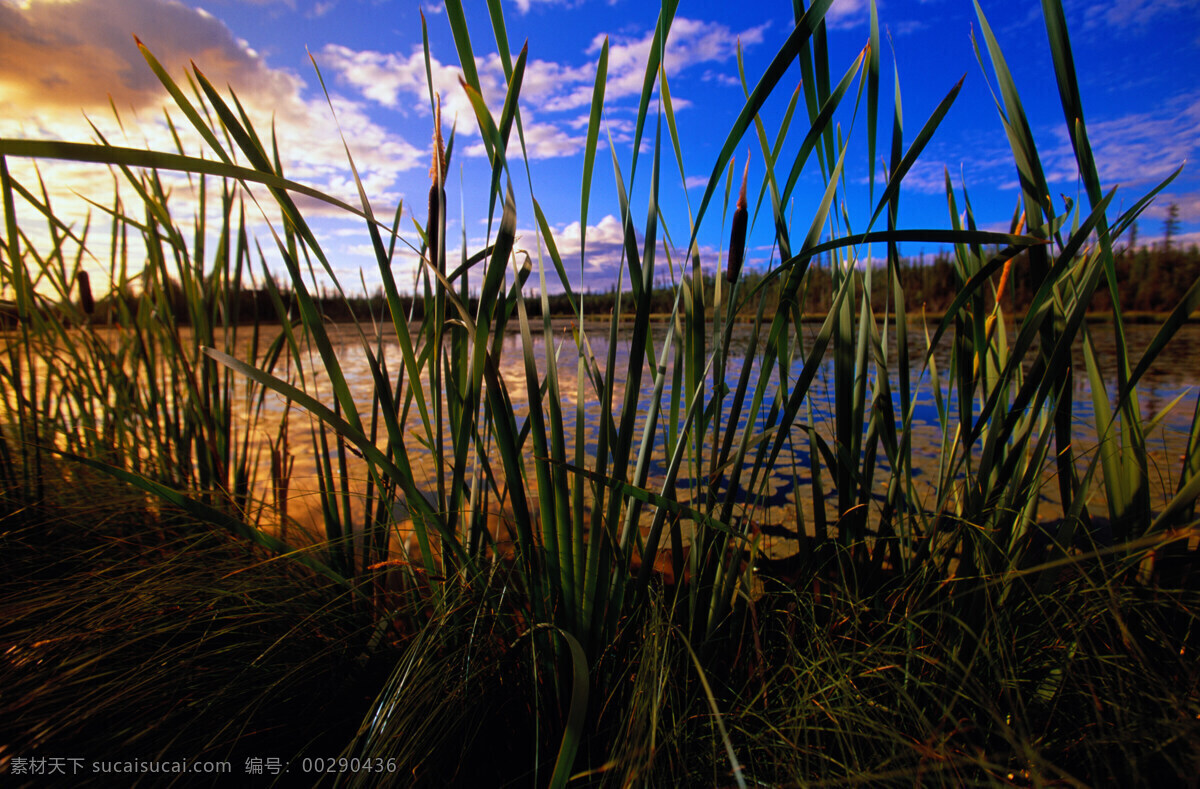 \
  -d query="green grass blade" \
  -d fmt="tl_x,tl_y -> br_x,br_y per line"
579,37 -> 608,272
688,0 -> 834,253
